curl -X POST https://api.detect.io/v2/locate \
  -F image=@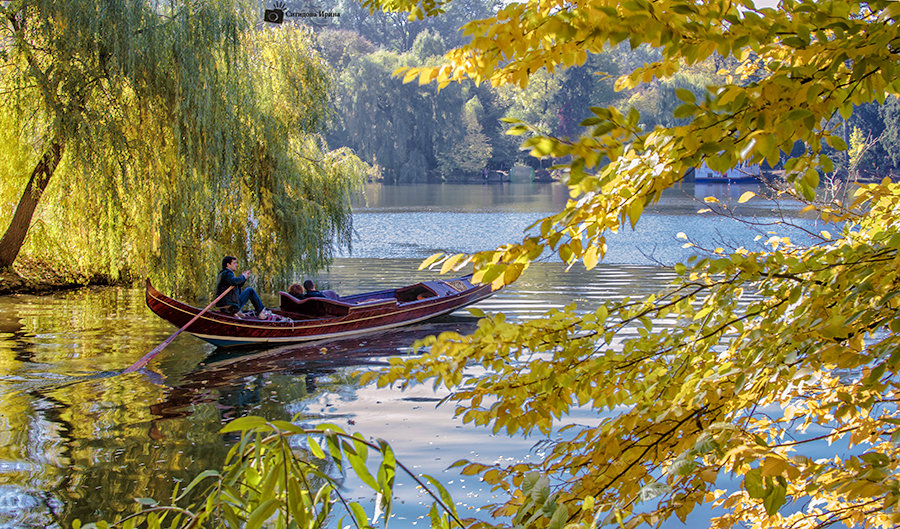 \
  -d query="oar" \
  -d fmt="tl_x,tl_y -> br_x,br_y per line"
123,286 -> 234,374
